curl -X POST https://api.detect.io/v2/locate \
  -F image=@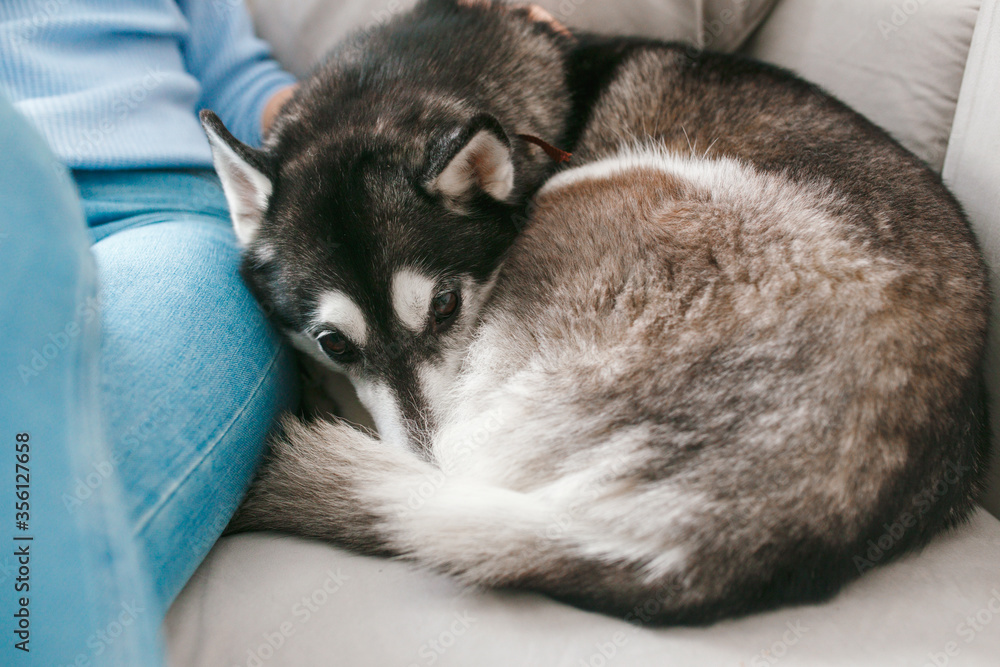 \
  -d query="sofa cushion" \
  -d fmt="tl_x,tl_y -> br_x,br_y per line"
943,0 -> 1000,519
245,0 -> 777,77
165,508 -> 1000,666
743,0 -> 981,172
